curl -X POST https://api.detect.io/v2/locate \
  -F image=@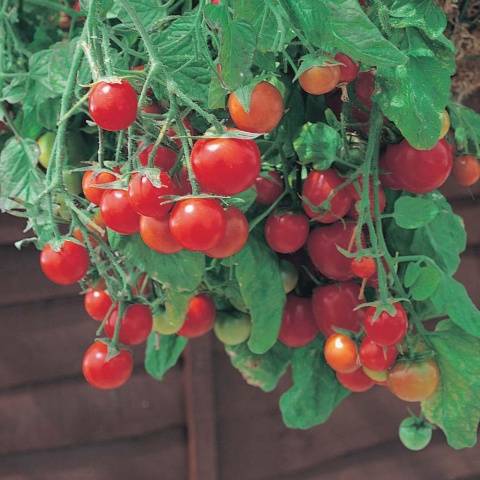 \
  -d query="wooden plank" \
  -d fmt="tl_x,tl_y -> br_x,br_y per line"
0,213 -> 26,246
0,427 -> 187,480
441,176 -> 480,200
184,334 -> 219,480
456,249 -> 480,305
452,201 -> 480,246
0,369 -> 184,455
